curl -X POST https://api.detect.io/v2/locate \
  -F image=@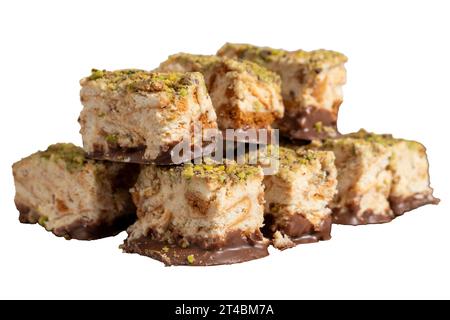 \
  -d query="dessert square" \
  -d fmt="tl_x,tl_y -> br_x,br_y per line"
263,146 -> 337,249
12,143 -> 139,240
79,70 -> 218,164
157,53 -> 284,130
313,130 -> 439,224
122,162 -> 269,266
347,130 -> 440,216
217,43 -> 347,140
